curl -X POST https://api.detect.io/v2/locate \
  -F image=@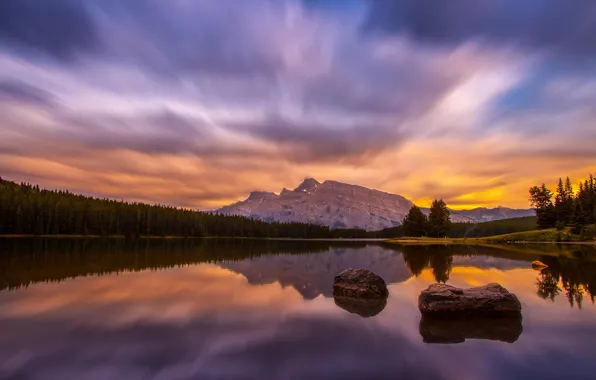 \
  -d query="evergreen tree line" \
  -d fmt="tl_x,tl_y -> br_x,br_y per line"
339,216 -> 539,239
402,199 -> 452,237
447,216 -> 537,238
329,226 -> 404,239
0,177 -> 331,238
529,174 -> 596,234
